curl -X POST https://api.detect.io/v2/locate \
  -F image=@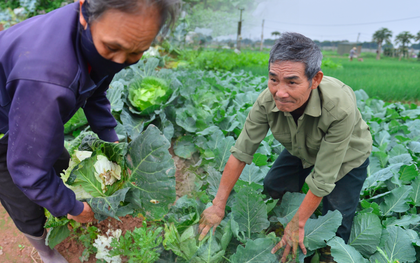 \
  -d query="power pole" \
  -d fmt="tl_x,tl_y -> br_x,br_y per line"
236,8 -> 245,50
260,19 -> 264,51
356,32 -> 360,43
